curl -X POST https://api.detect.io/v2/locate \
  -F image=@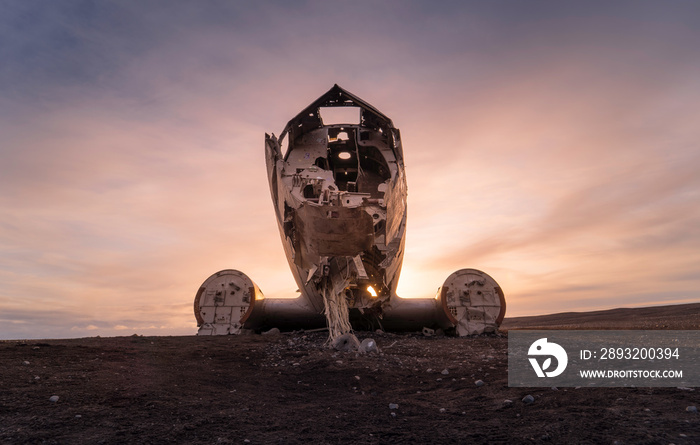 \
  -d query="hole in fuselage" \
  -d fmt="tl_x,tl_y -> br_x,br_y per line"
319,107 -> 360,125
303,184 -> 316,198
